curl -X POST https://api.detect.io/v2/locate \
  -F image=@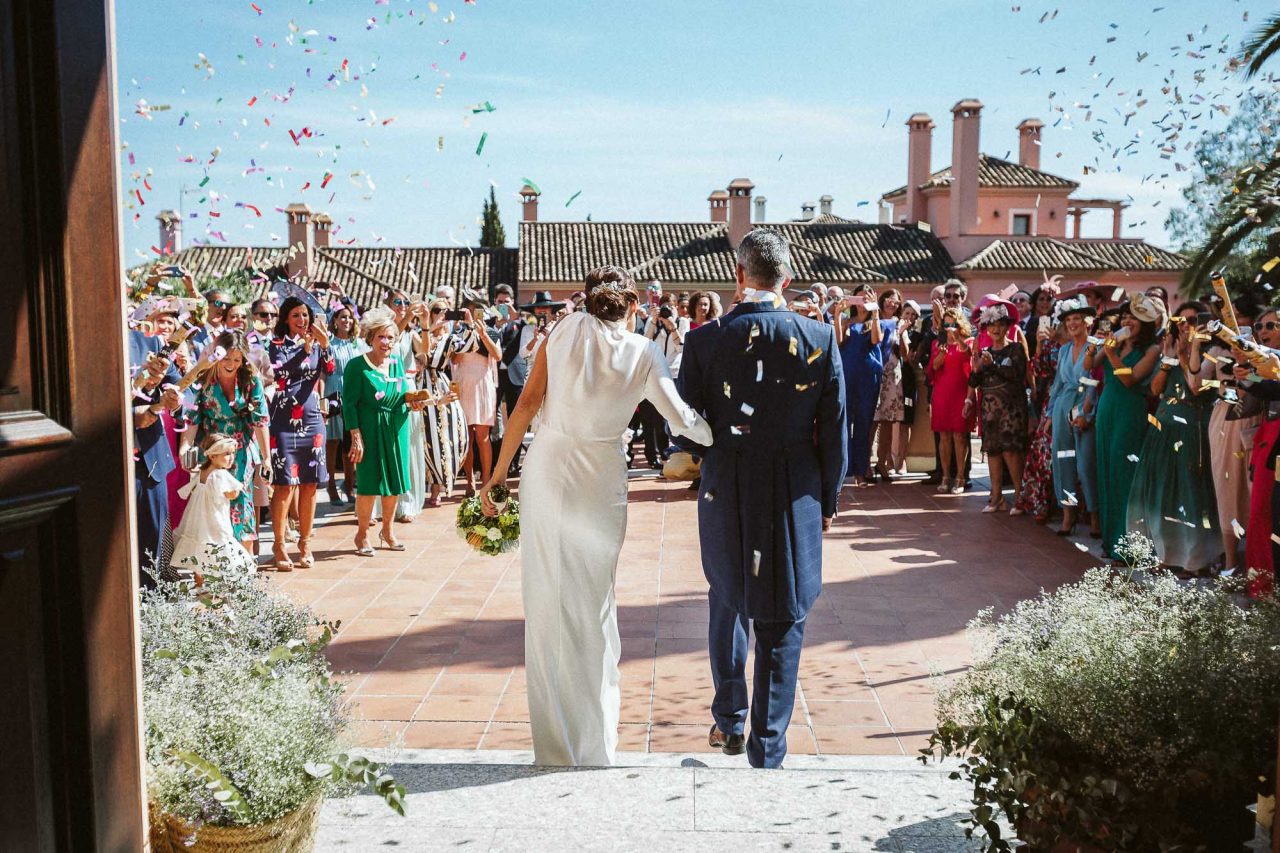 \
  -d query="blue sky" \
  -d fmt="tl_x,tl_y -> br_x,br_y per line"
115,0 -> 1273,262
